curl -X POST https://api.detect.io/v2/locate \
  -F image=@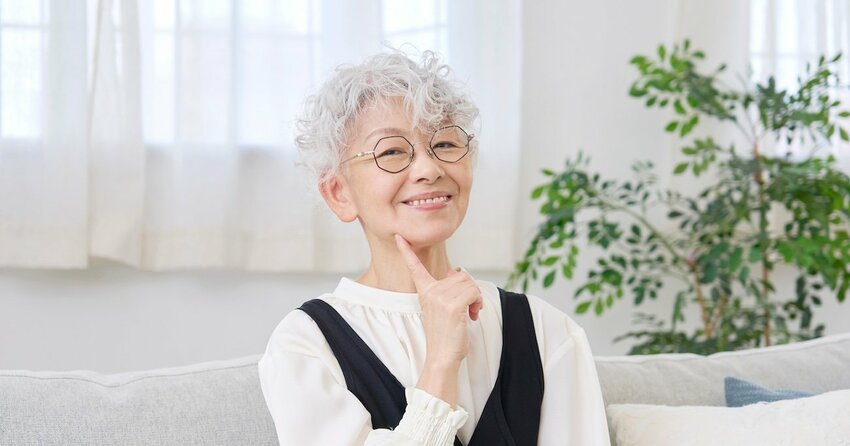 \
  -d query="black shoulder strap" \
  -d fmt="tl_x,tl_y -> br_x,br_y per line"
468,289 -> 544,446
497,289 -> 545,443
298,299 -> 407,430
298,299 -> 464,446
